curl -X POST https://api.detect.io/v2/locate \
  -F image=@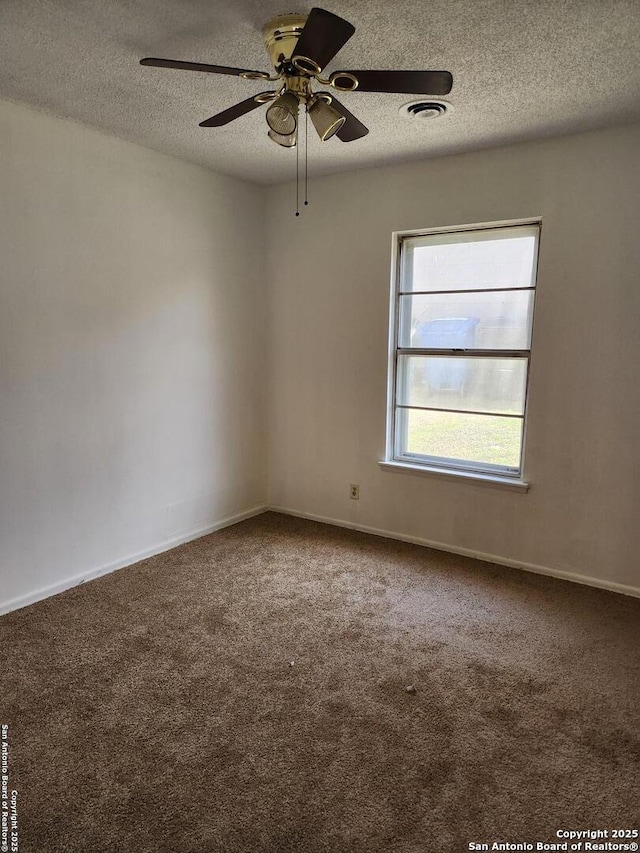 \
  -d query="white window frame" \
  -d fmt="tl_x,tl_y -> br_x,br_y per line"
382,218 -> 541,491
